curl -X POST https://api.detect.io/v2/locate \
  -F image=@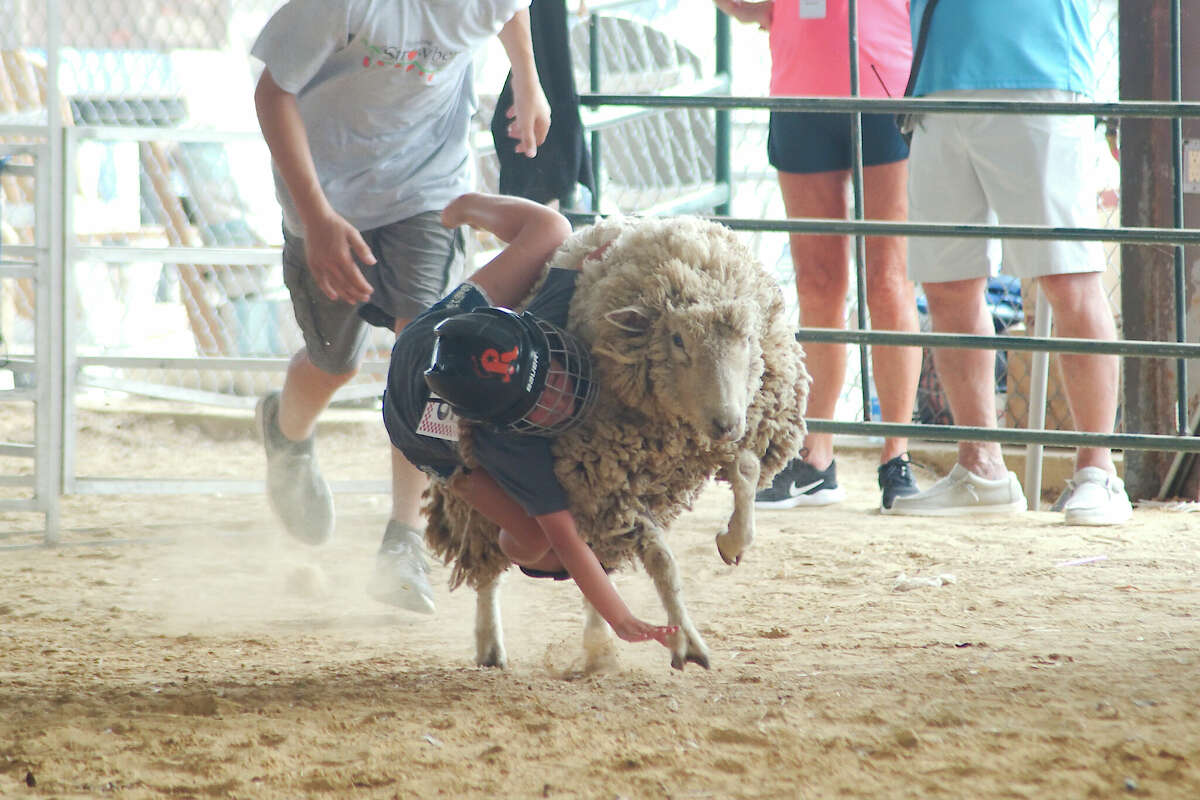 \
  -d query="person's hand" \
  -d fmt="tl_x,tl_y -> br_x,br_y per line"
609,614 -> 678,647
300,209 -> 376,304
713,0 -> 772,29
506,79 -> 551,158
